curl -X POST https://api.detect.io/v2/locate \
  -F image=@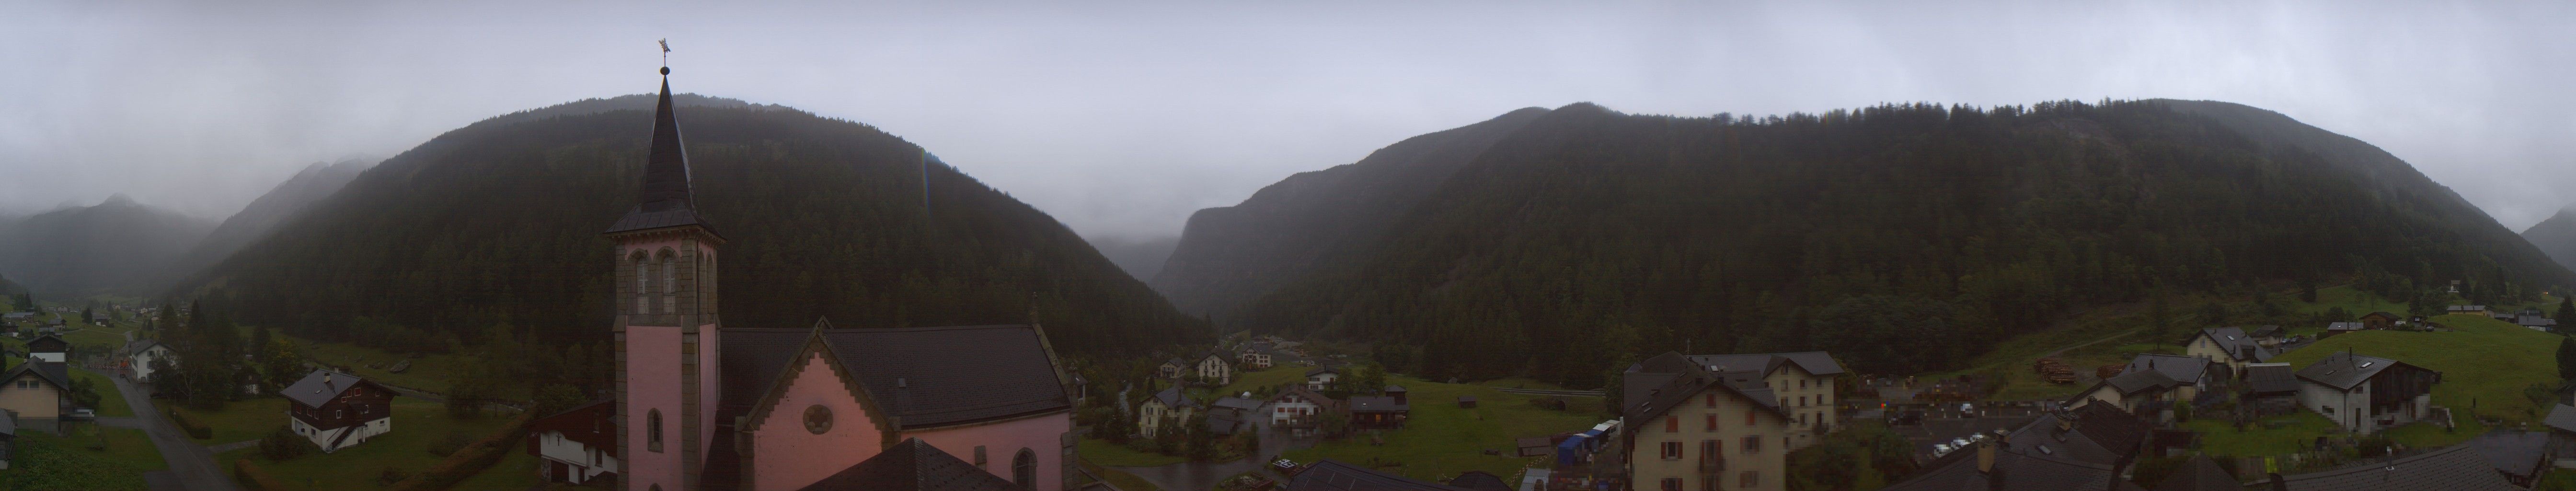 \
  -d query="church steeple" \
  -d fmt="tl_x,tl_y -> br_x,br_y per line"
605,65 -> 718,237
640,67 -> 692,213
